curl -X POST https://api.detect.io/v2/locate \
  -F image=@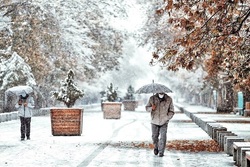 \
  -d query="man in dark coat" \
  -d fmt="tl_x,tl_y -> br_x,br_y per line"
146,92 -> 174,157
